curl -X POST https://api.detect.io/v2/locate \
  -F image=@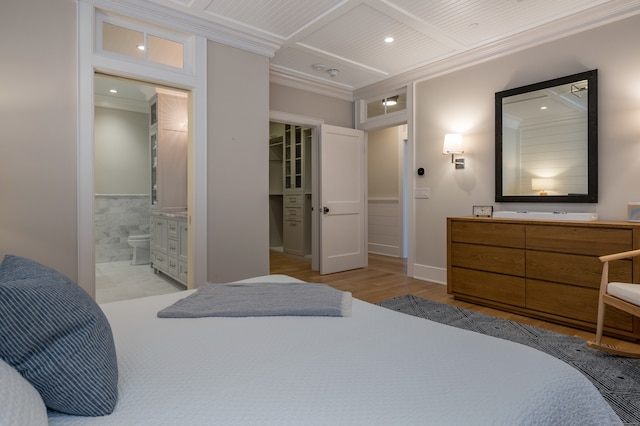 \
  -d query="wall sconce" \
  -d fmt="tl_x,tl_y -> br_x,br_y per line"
443,133 -> 464,169
531,178 -> 554,196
